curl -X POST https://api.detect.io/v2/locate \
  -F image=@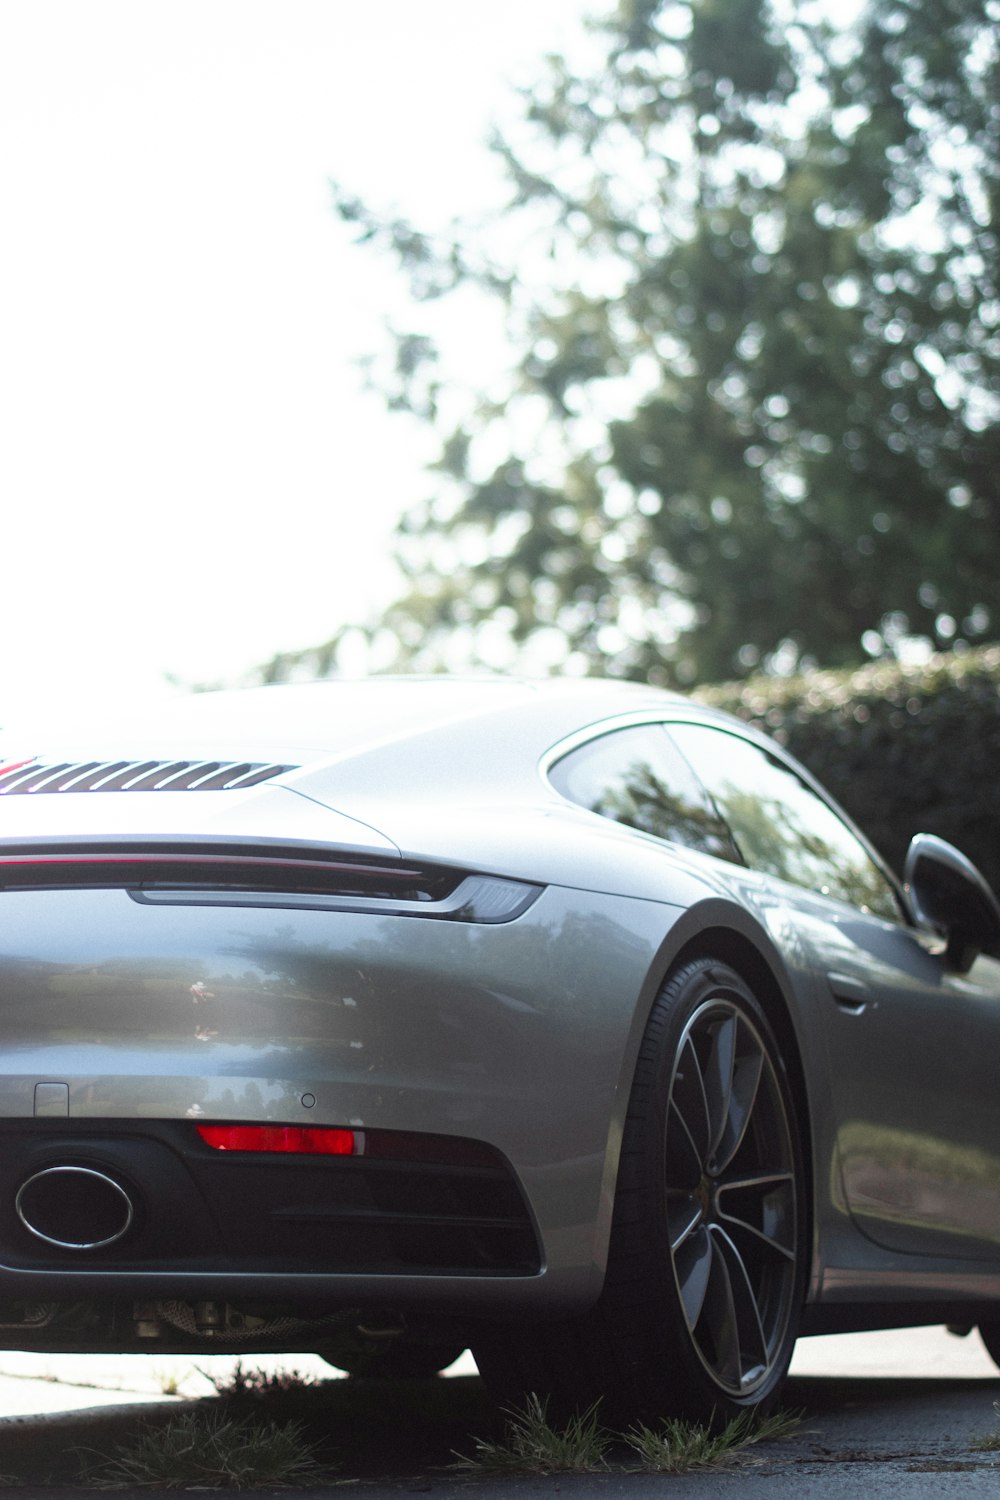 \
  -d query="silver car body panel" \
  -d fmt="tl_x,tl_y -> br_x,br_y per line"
0,879 -> 683,1310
